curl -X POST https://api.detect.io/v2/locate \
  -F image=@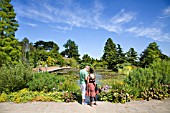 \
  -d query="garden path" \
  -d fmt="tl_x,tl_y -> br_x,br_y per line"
32,66 -> 71,72
0,98 -> 170,113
